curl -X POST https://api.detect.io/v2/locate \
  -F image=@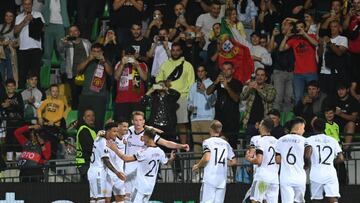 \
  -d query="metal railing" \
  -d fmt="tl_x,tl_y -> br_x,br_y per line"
1,148 -> 360,185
